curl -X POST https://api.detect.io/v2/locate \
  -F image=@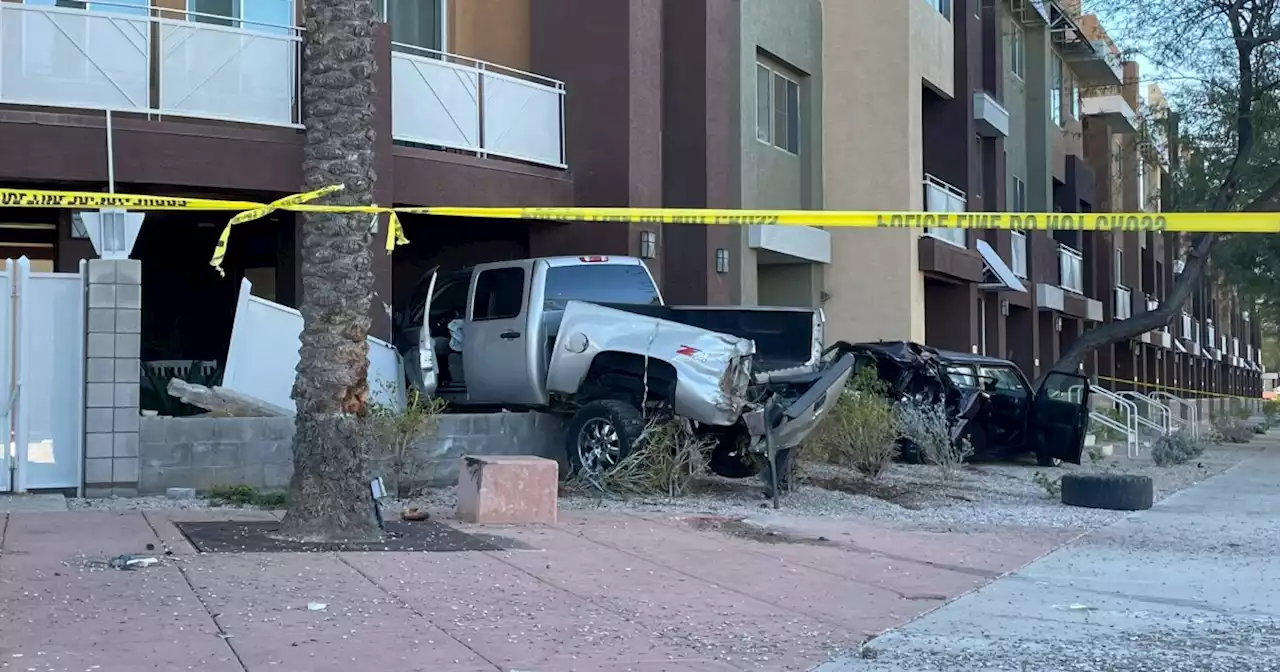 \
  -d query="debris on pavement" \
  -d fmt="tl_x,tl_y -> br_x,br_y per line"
306,602 -> 327,611
166,378 -> 291,417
